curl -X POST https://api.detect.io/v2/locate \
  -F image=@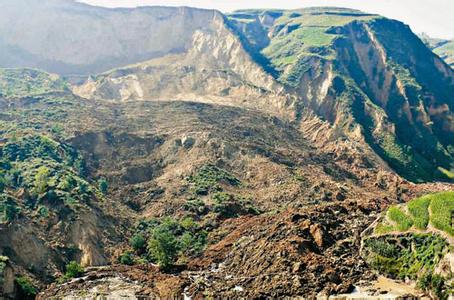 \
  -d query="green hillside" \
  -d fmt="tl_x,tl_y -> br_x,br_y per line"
0,68 -> 68,98
375,191 -> 454,236
228,8 -> 454,183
